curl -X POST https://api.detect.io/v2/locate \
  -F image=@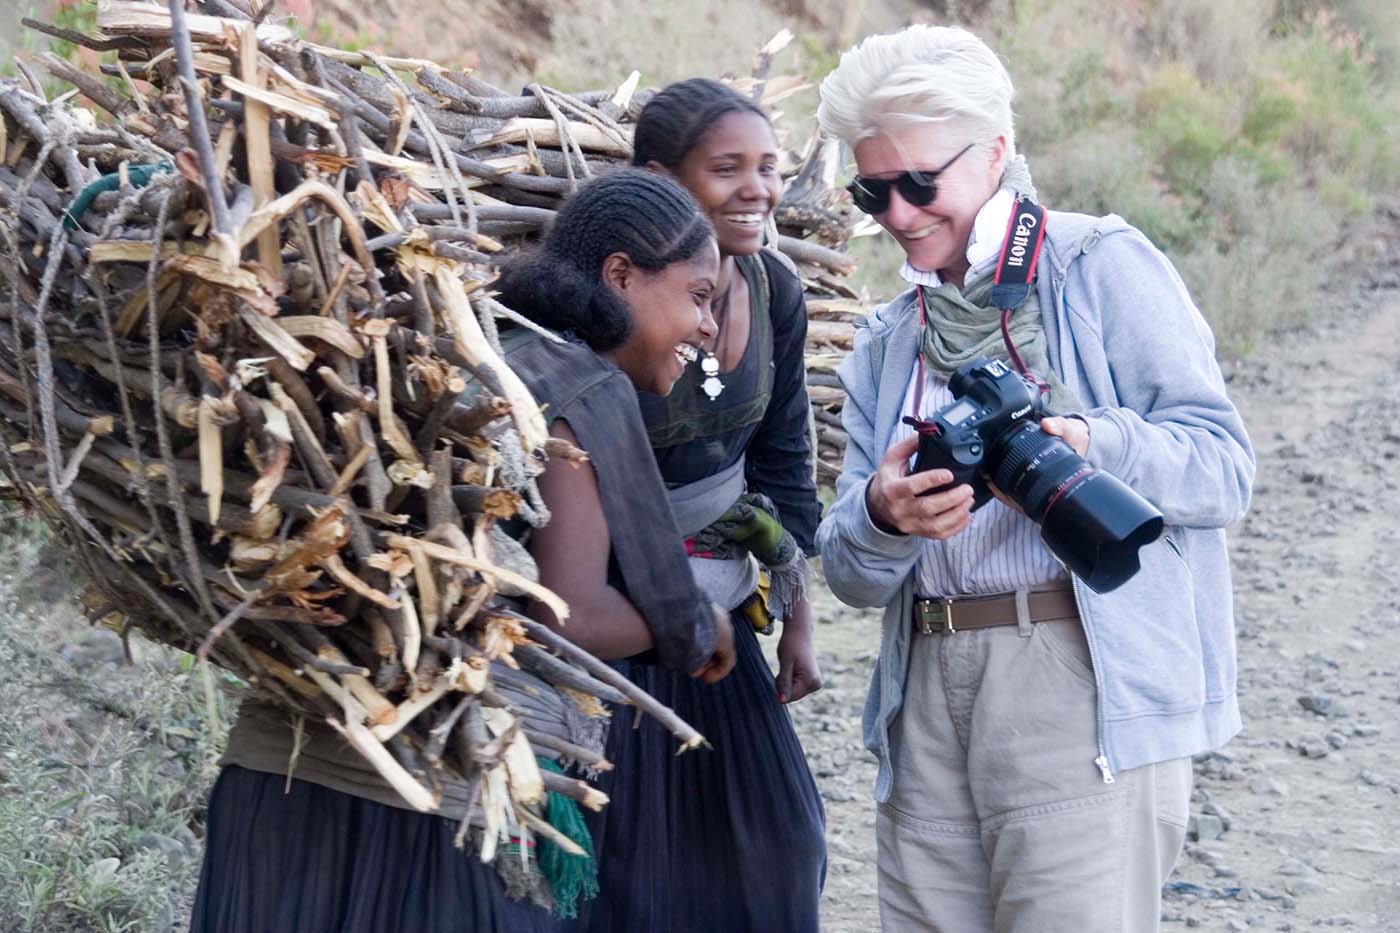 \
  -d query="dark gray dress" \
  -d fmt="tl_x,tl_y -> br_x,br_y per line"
577,251 -> 827,933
